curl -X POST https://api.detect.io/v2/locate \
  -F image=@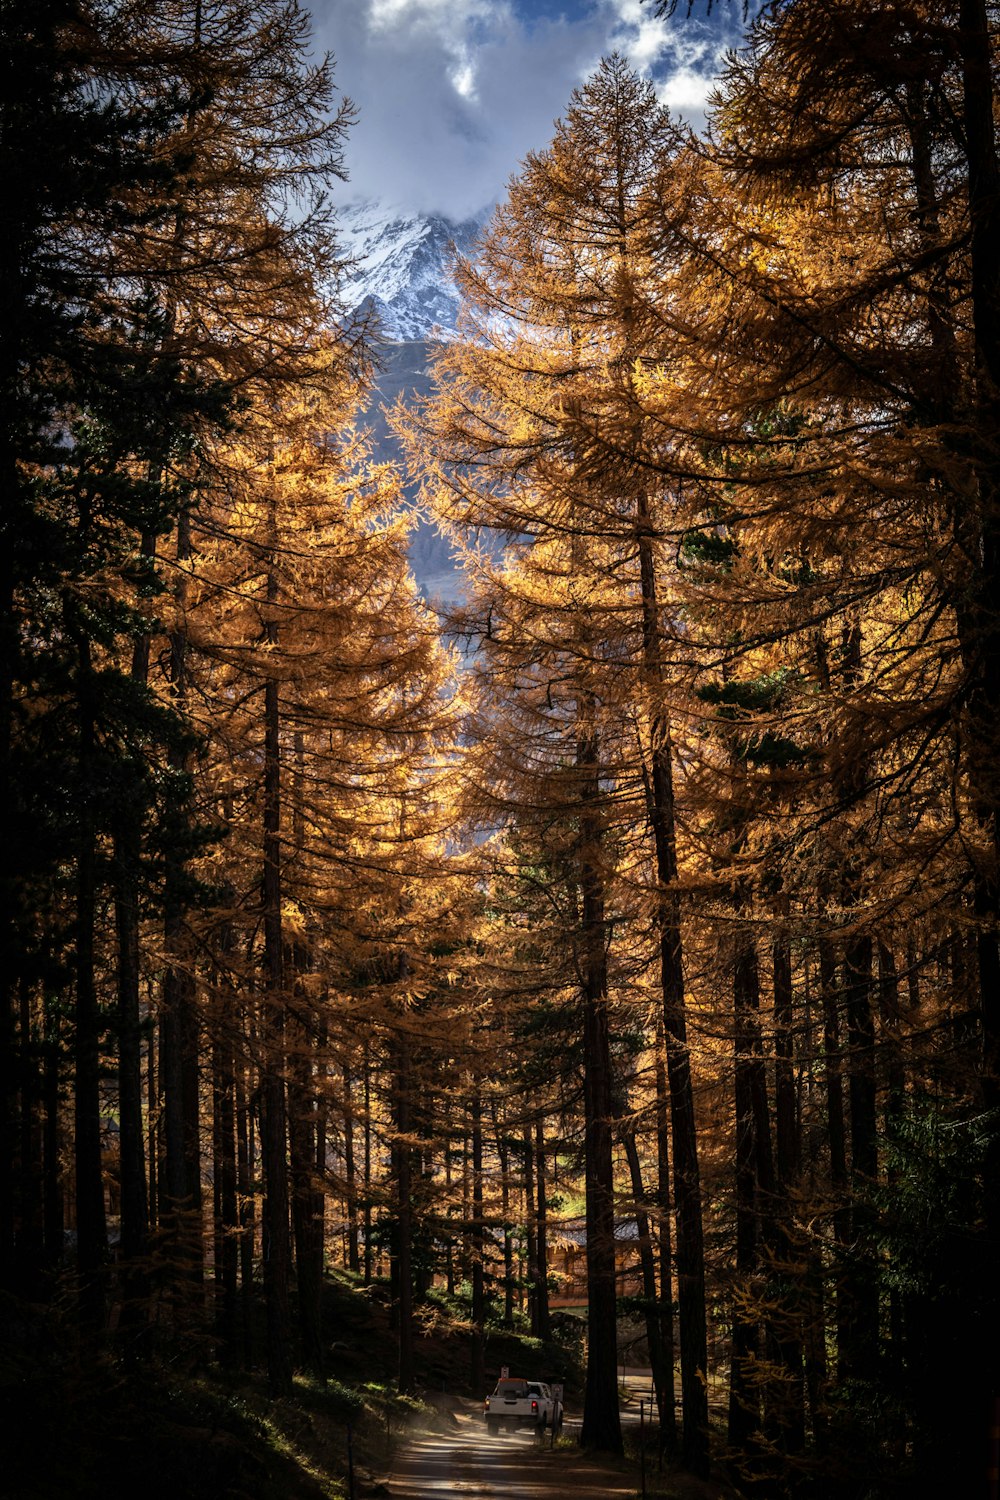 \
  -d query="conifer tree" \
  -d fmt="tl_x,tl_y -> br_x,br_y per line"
401,55 -> 717,1466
